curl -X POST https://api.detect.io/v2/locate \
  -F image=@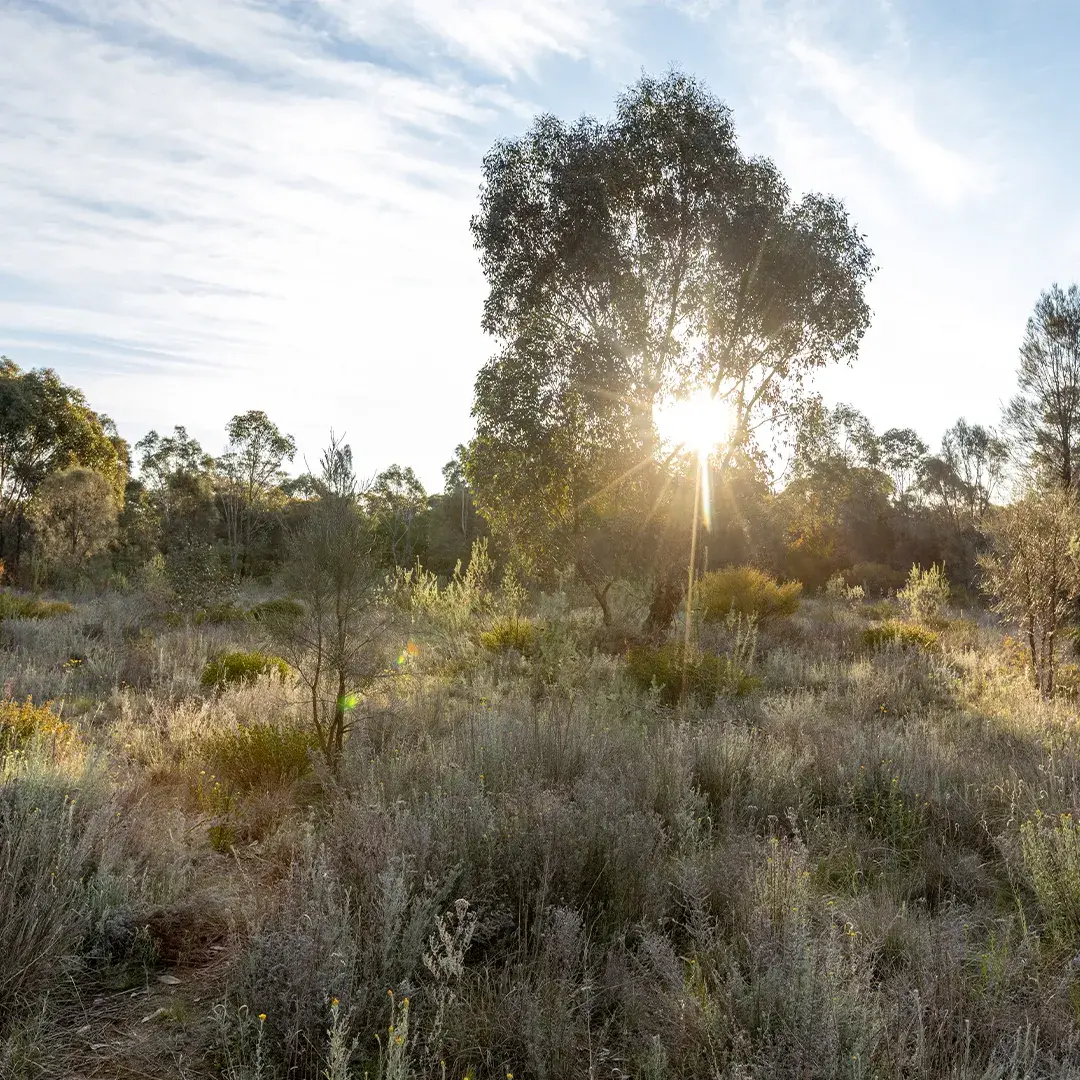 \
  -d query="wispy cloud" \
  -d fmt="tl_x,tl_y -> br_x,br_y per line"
0,0 -> 625,474
673,0 -> 994,208
785,38 -> 987,205
0,0 -> 1042,480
